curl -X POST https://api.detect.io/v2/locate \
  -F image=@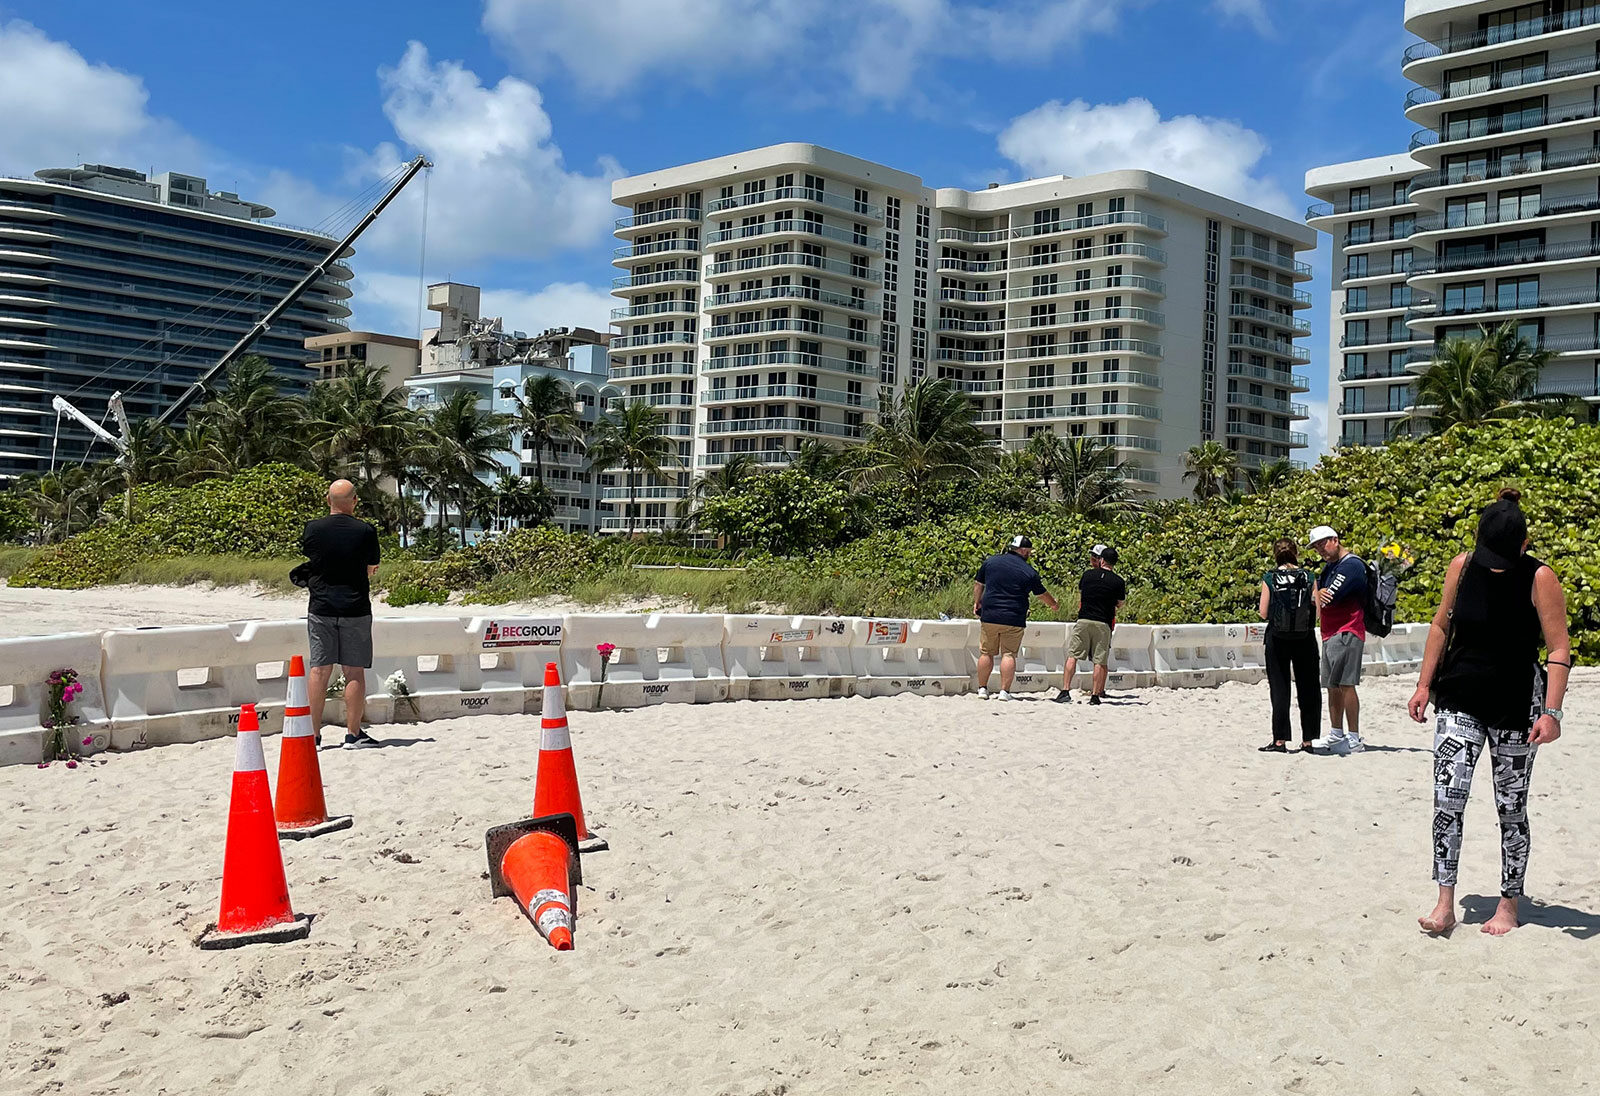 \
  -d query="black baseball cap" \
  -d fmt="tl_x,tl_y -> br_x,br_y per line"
1092,543 -> 1119,566
1473,499 -> 1527,570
